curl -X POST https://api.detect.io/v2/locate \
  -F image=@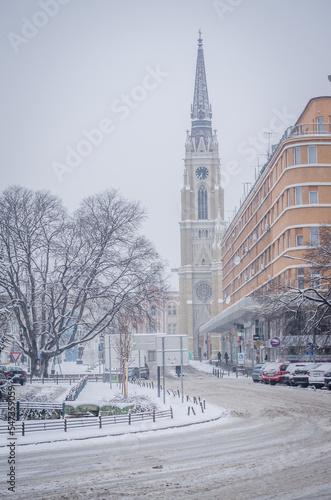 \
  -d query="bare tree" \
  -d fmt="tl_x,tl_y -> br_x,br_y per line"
250,226 -> 331,356
0,186 -> 167,376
